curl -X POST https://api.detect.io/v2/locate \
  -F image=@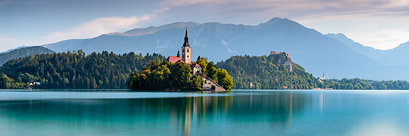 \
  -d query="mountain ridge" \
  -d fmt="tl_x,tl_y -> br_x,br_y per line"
32,17 -> 409,80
